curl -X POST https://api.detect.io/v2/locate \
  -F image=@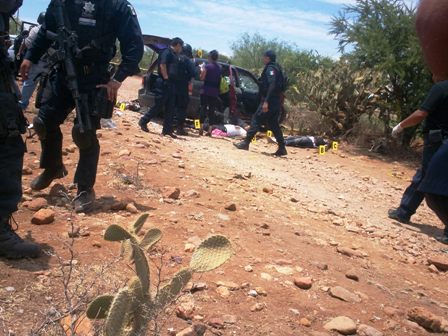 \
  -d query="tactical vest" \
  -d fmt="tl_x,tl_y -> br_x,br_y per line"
63,0 -> 118,64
